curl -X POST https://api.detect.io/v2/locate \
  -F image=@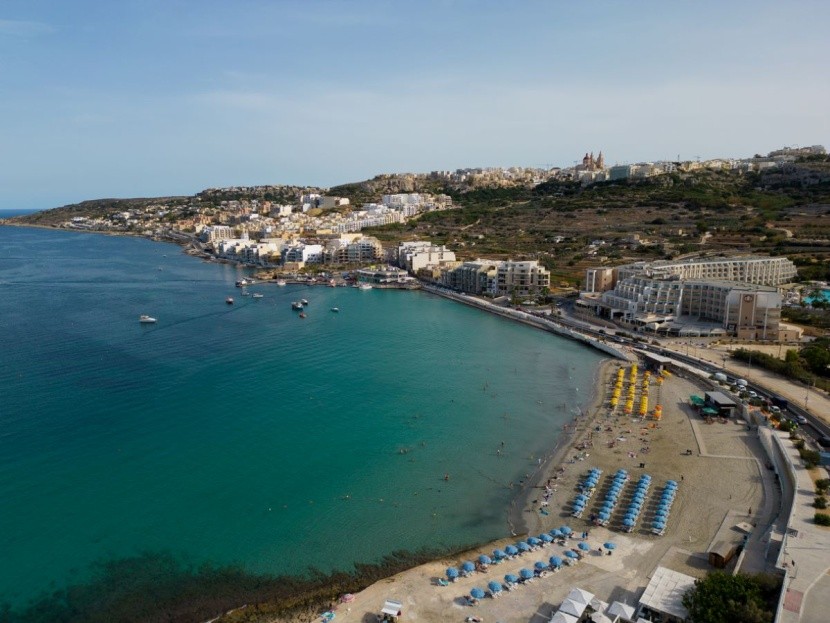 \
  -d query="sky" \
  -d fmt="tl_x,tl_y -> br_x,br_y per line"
1,0 -> 829,211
